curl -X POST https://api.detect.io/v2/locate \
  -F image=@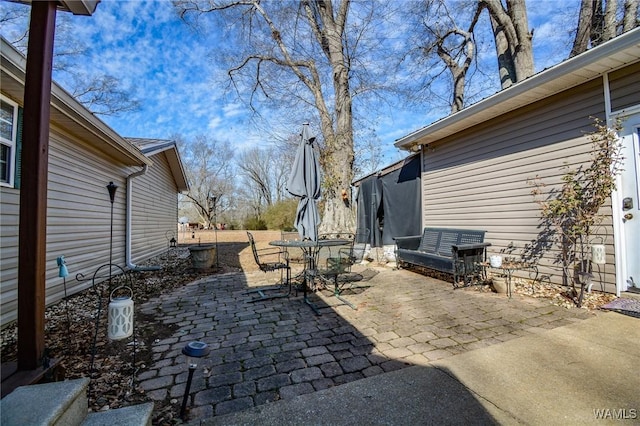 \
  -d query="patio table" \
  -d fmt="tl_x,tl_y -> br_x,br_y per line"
480,261 -> 540,298
270,239 -> 349,314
